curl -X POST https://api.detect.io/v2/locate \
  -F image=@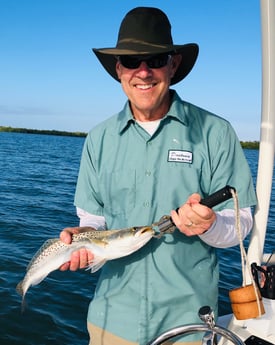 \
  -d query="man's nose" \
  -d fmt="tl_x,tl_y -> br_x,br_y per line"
135,61 -> 153,76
